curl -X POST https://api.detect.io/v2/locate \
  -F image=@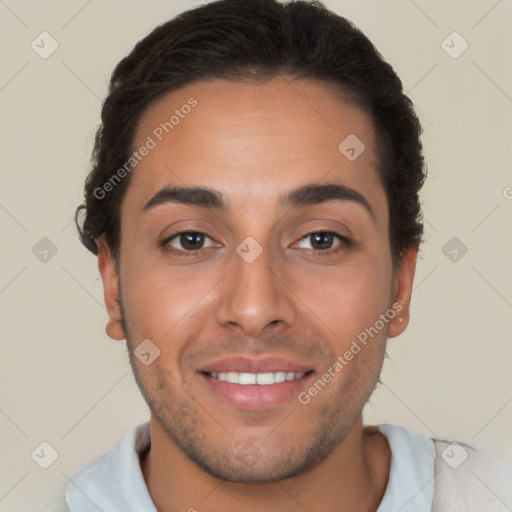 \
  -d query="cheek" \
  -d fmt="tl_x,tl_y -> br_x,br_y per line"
310,278 -> 384,338
119,255 -> 221,349
298,256 -> 393,346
